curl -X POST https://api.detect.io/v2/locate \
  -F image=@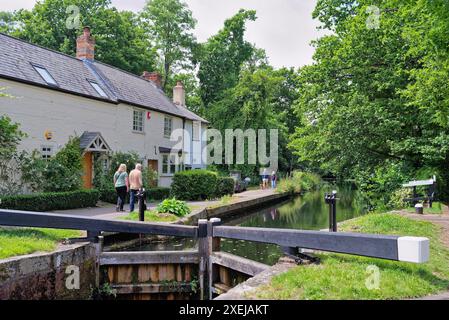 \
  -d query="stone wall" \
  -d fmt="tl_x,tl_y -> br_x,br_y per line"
0,243 -> 97,300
